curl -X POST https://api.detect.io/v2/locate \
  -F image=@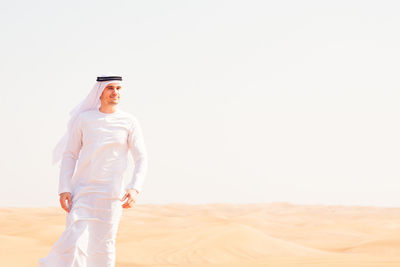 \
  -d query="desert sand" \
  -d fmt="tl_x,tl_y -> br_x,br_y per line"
0,203 -> 399,267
